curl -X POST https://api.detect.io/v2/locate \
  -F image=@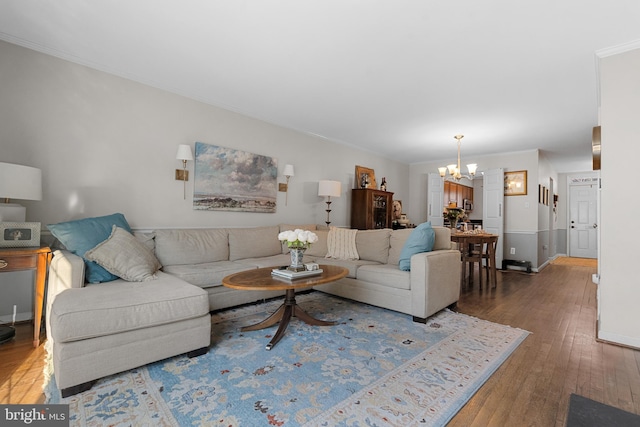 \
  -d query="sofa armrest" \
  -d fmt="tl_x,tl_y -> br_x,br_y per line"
46,250 -> 85,340
409,249 -> 461,319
